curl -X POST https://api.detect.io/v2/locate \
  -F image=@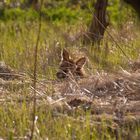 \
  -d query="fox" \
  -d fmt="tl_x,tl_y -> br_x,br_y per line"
56,49 -> 87,79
